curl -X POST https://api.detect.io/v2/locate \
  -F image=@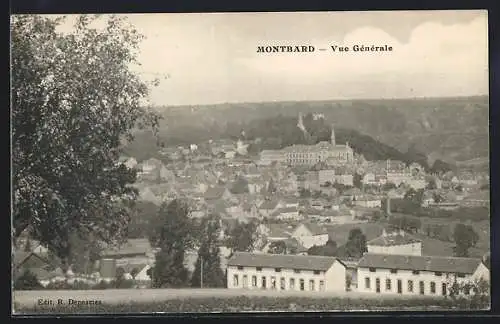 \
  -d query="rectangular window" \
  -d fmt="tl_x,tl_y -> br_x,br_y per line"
319,280 -> 325,291
386,279 -> 392,291
419,281 -> 425,295
313,270 -> 321,275
280,277 -> 286,290
369,267 -> 376,272
233,274 -> 239,287
294,269 -> 301,274
256,267 -> 262,272
300,279 -> 305,291
275,268 -> 282,272
457,273 -> 466,278
271,276 -> 277,289
434,272 -> 442,277
365,277 -> 371,289
430,282 -> 436,294
408,280 -> 414,293
252,275 -> 257,287
309,280 -> 315,291
390,269 -> 398,274
290,278 -> 295,290
412,270 -> 420,275
242,275 -> 248,288
262,276 -> 267,289
442,283 -> 447,296
237,266 -> 244,270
